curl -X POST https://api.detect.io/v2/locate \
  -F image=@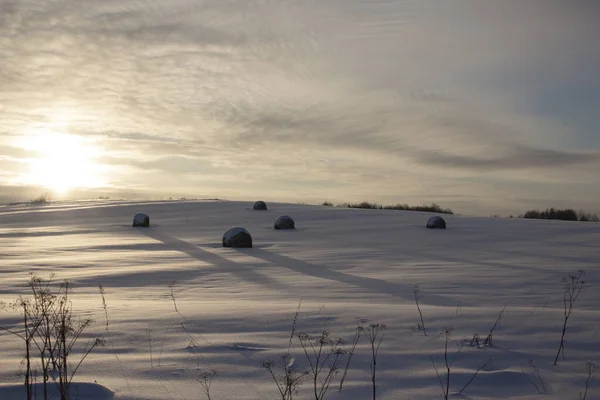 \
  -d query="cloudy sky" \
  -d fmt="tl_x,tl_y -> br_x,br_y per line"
1,0 -> 599,215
